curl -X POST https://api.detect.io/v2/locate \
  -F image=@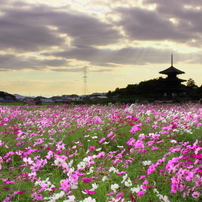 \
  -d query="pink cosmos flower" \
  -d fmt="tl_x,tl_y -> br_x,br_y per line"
139,175 -> 146,180
16,190 -> 26,194
192,191 -> 200,198
151,146 -> 159,150
107,132 -> 113,137
142,185 -> 147,190
82,189 -> 95,196
98,138 -> 106,144
129,123 -> 142,133
0,156 -> 2,170
89,146 -> 95,151
97,151 -> 105,158
130,193 -> 137,202
143,180 -> 148,185
134,140 -> 144,149
147,164 -> 156,175
127,138 -> 136,146
6,180 -> 17,184
107,192 -> 116,196
170,177 -> 179,193
49,187 -> 56,193
60,179 -> 71,192
116,192 -> 124,197
191,153 -> 202,159
136,190 -> 146,197
117,171 -> 127,175
82,177 -> 98,183
147,185 -> 154,188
